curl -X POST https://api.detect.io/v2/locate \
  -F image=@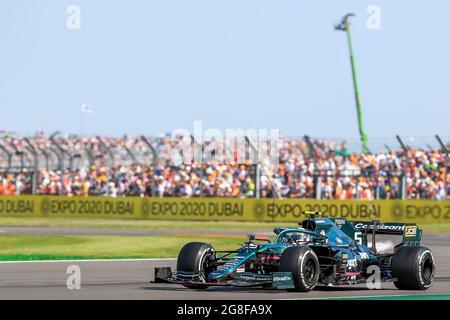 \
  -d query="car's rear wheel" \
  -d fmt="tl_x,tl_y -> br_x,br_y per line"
392,246 -> 435,290
176,242 -> 215,290
279,246 -> 320,292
